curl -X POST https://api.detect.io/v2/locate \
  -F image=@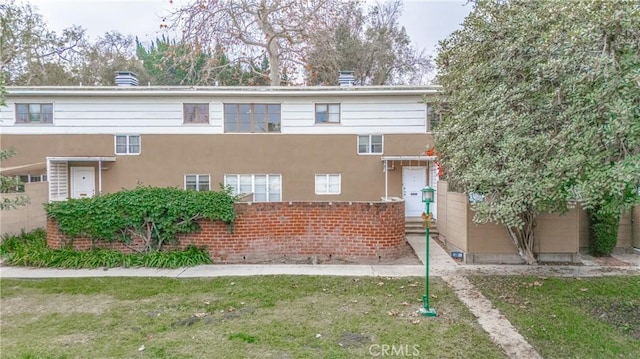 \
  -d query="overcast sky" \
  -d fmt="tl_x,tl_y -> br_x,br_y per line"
27,0 -> 472,58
